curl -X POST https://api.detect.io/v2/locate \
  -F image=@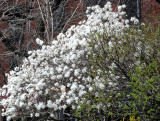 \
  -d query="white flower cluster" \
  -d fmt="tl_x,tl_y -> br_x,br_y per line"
0,2 -> 131,120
